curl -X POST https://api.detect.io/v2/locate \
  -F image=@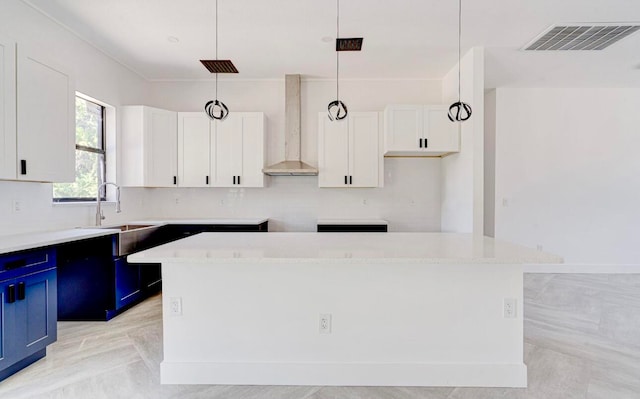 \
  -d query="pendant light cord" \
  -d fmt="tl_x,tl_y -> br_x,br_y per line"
336,0 -> 340,102
215,0 -> 219,100
457,0 -> 462,102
